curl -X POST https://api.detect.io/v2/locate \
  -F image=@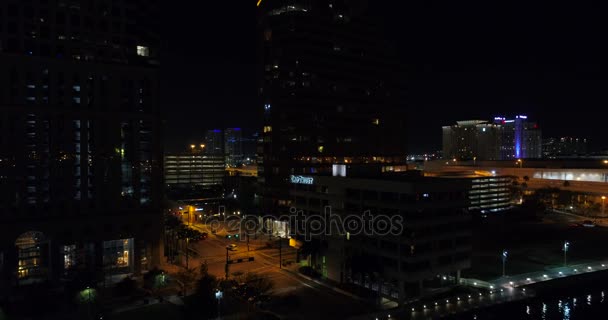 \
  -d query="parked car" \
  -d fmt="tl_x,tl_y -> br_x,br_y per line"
582,220 -> 596,228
